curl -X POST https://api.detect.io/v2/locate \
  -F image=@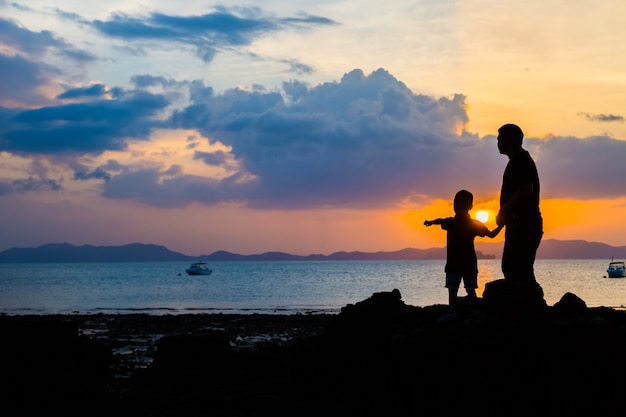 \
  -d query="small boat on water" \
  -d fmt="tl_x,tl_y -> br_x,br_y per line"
185,261 -> 212,276
606,259 -> 626,278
